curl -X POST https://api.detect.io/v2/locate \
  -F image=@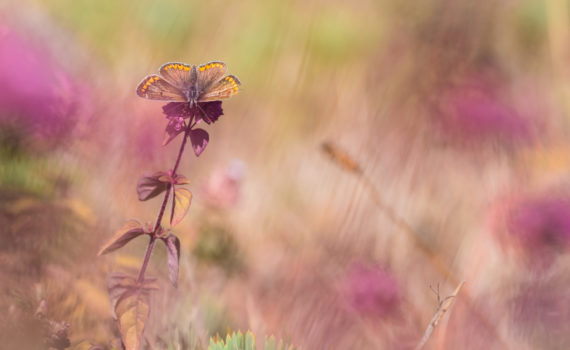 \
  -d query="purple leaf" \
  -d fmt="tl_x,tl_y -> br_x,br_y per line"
163,101 -> 223,124
137,172 -> 169,201
189,128 -> 209,157
162,102 -> 193,118
98,220 -> 147,255
161,234 -> 181,287
163,130 -> 184,146
163,116 -> 186,146
198,101 -> 223,124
